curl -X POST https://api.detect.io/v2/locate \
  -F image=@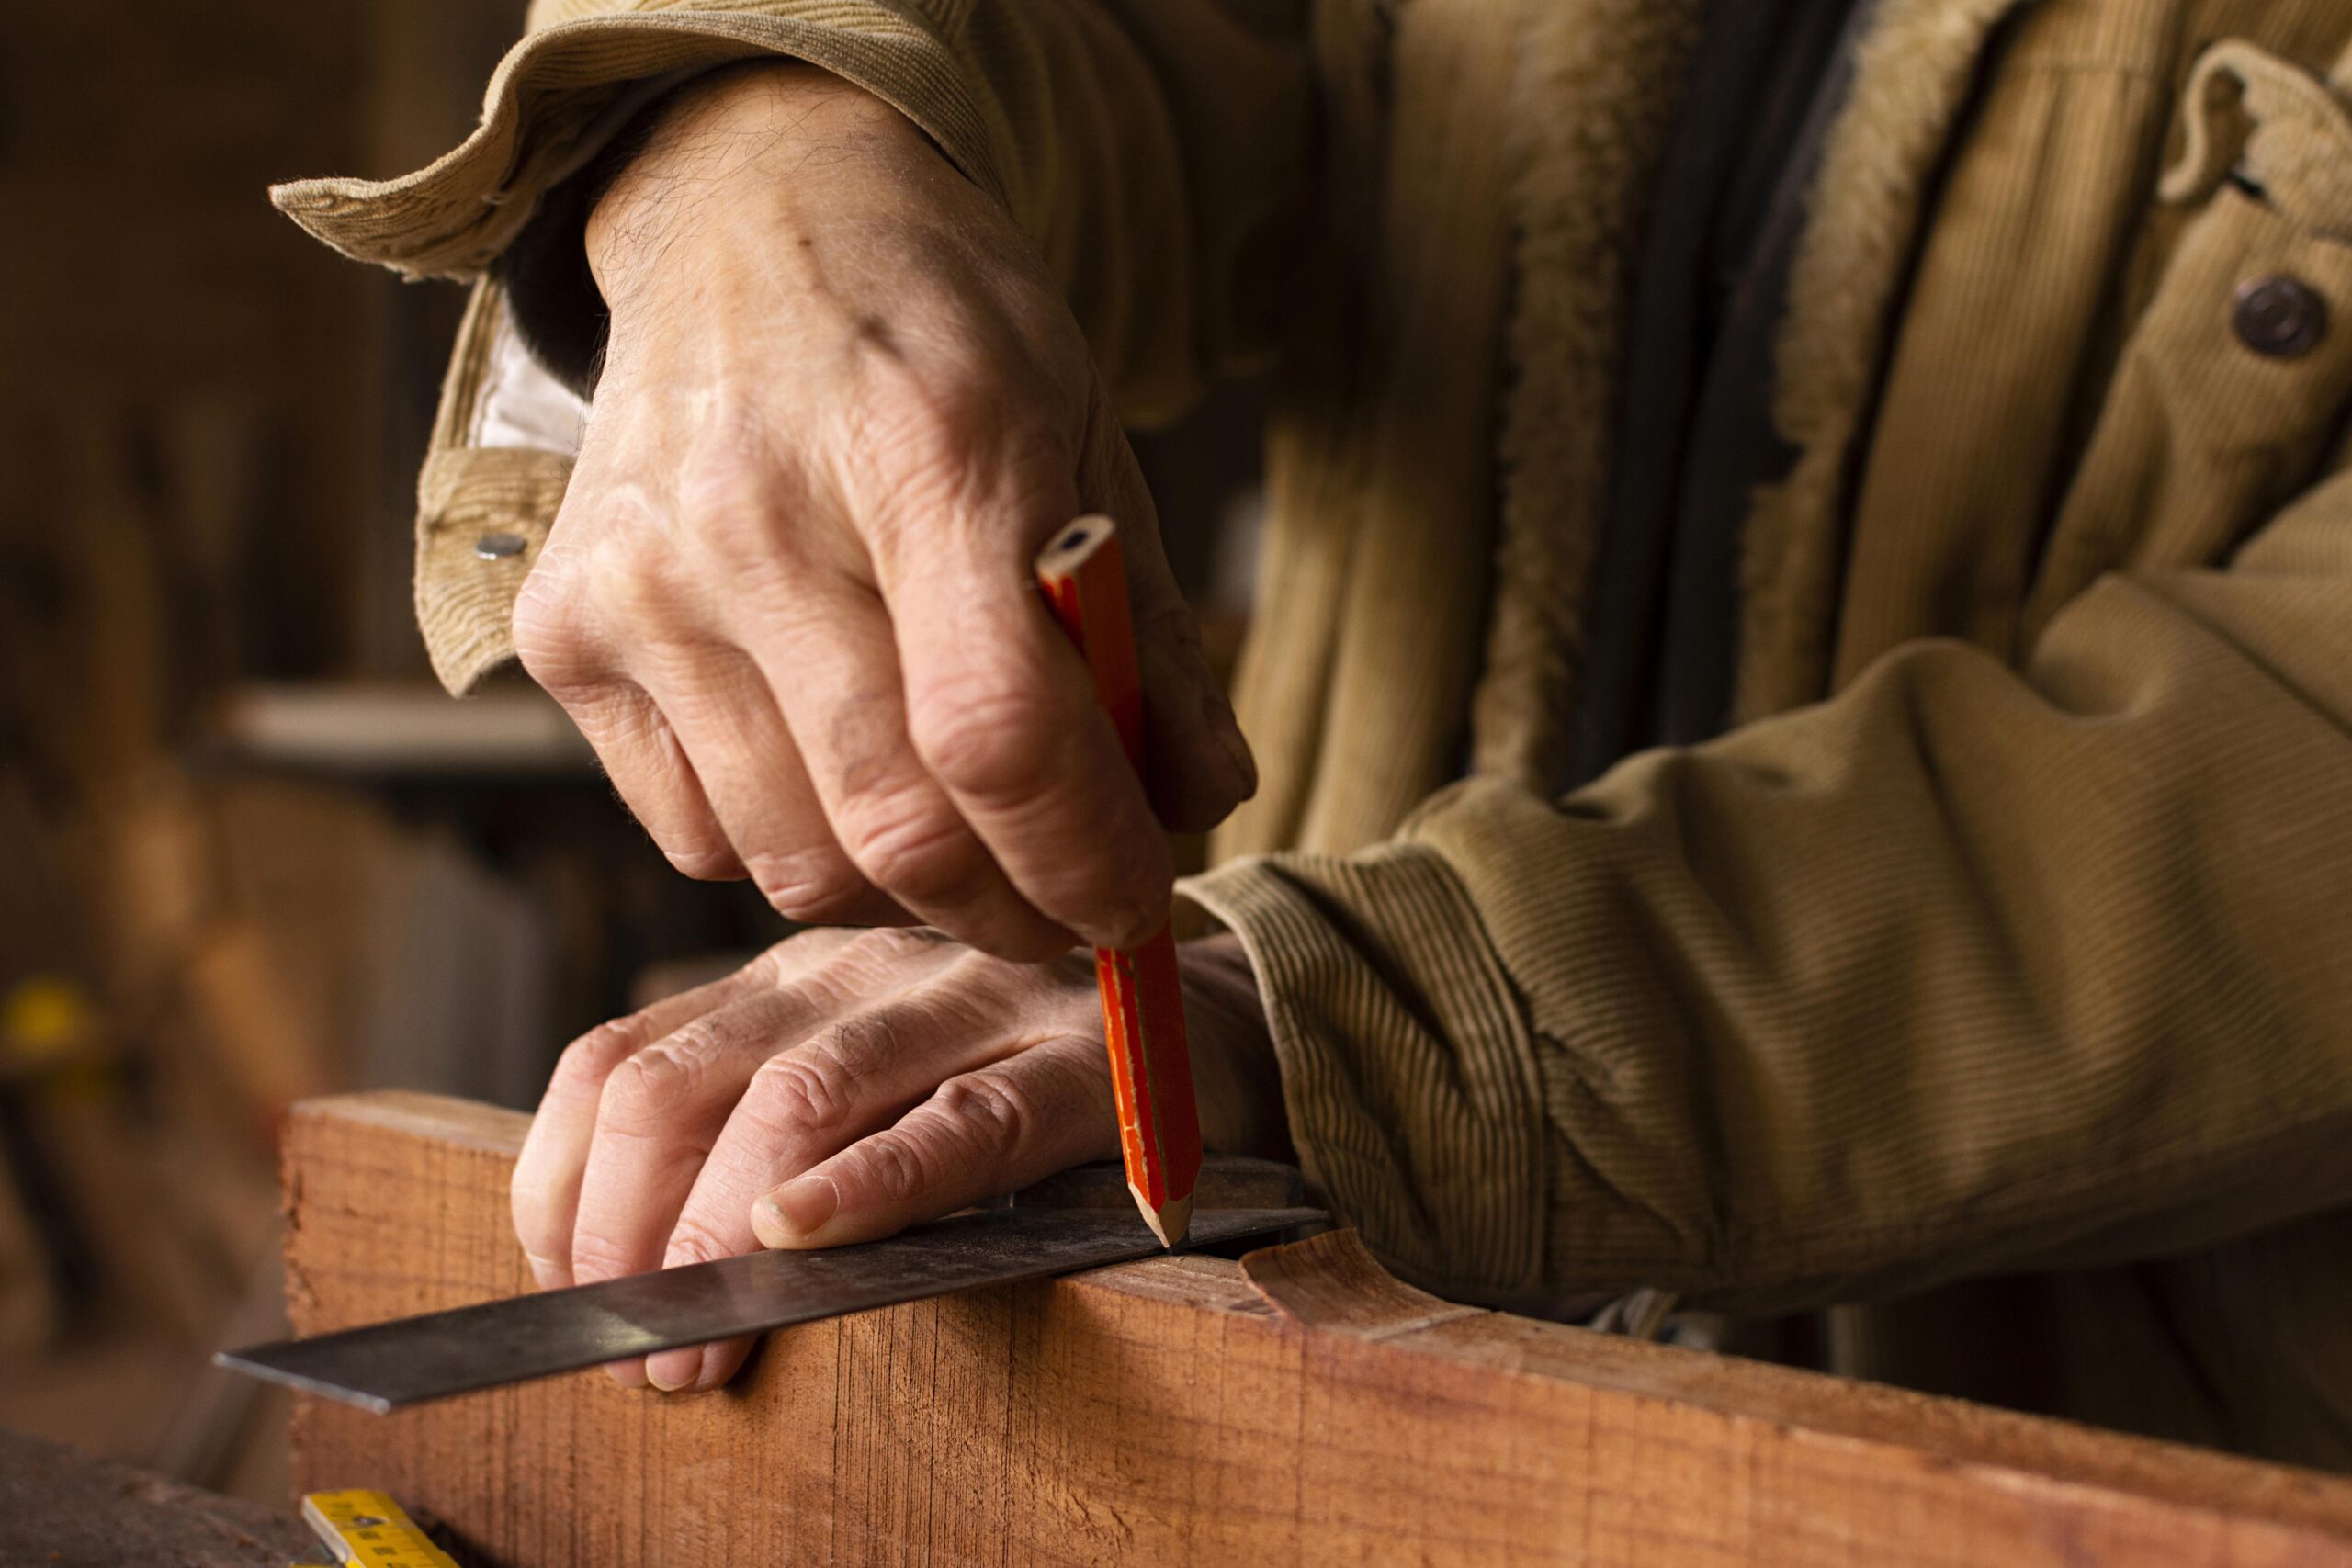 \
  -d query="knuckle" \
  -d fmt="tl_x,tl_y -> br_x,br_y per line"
664,1212 -> 738,1267
833,786 -> 979,908
844,925 -> 947,969
748,1050 -> 852,1135
511,574 -> 598,690
818,1010 -> 903,1078
746,847 -> 873,924
854,1133 -> 932,1205
864,367 -> 985,477
993,413 -> 1079,495
567,1228 -> 637,1282
907,682 -> 1066,804
760,925 -> 859,976
850,379 -> 1072,539
602,1037 -> 708,1127
661,840 -> 743,882
1136,598 -> 1206,660
647,645 -> 764,718
639,804 -> 738,888
674,460 -> 799,576
930,1072 -> 1032,1162
551,1019 -> 643,1094
940,945 -> 1036,1006
673,450 -> 771,527
638,794 -> 742,882
577,705 -> 741,884
595,550 -> 696,633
